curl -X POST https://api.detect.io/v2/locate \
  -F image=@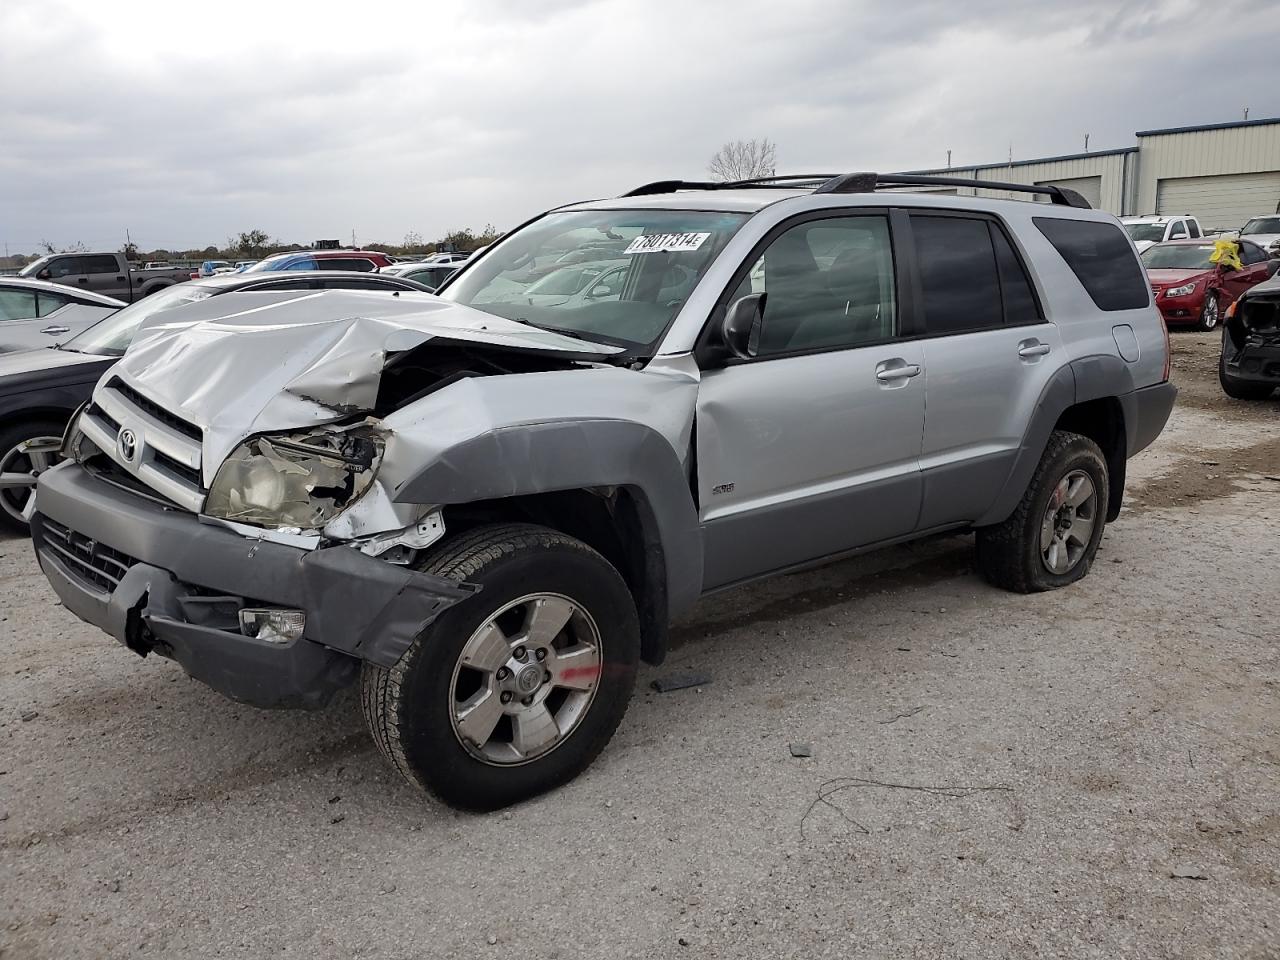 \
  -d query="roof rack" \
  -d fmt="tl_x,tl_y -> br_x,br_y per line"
621,172 -> 1092,209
